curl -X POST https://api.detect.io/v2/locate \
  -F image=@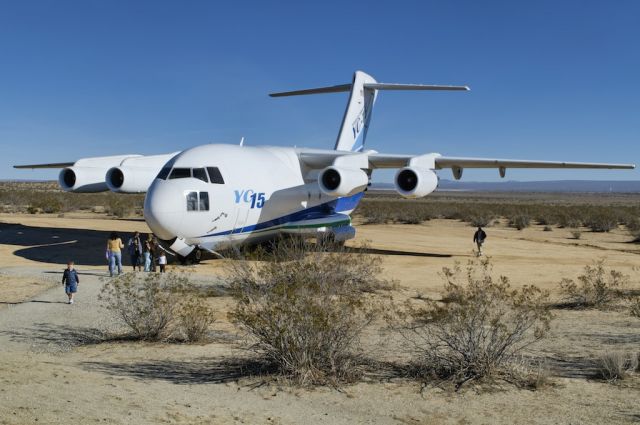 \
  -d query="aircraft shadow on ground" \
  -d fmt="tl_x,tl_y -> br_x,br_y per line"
0,222 -> 122,266
1,221 -> 454,266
